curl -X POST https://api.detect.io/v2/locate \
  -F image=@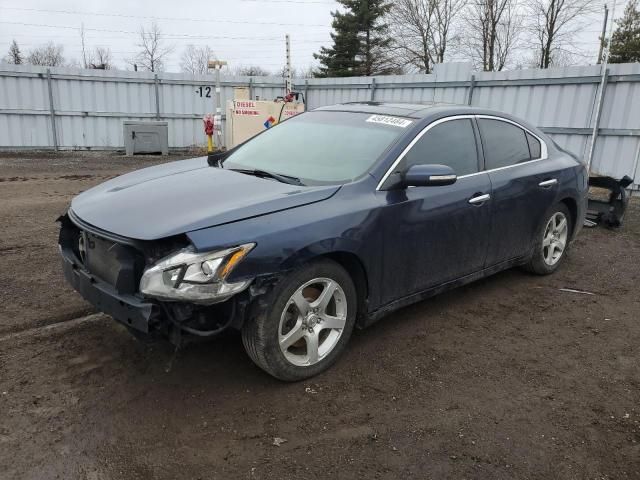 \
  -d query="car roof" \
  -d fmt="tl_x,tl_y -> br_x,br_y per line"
313,101 -> 495,119
311,102 -> 548,142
